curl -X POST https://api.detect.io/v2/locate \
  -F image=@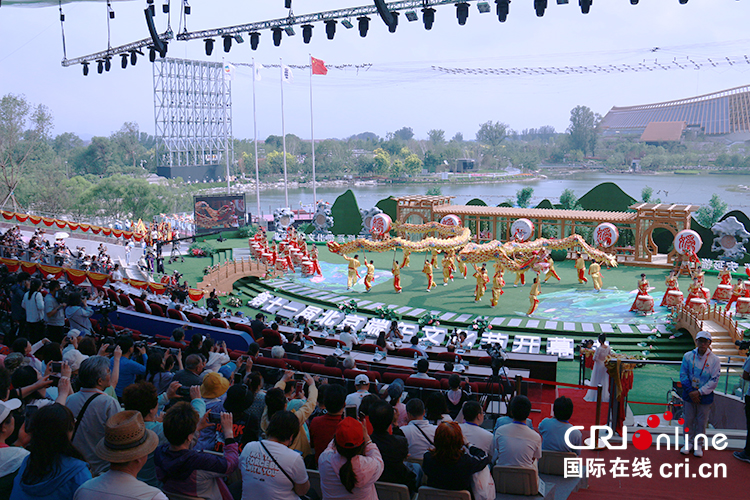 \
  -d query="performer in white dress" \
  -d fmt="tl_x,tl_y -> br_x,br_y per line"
584,333 -> 611,403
